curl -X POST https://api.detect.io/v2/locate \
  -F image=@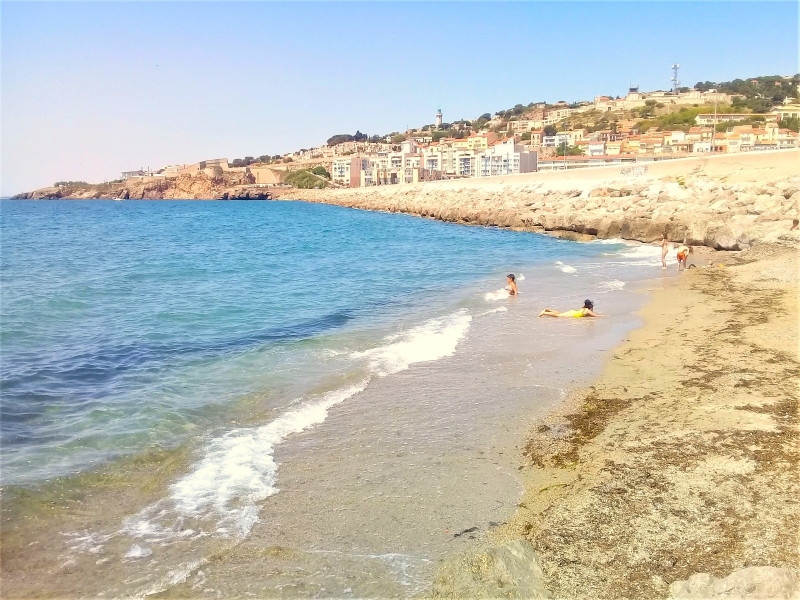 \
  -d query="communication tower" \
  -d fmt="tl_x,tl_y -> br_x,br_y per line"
671,64 -> 681,94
